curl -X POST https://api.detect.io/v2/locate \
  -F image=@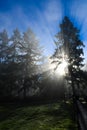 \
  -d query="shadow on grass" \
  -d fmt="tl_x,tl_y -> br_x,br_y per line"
0,100 -> 77,130
44,101 -> 77,129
